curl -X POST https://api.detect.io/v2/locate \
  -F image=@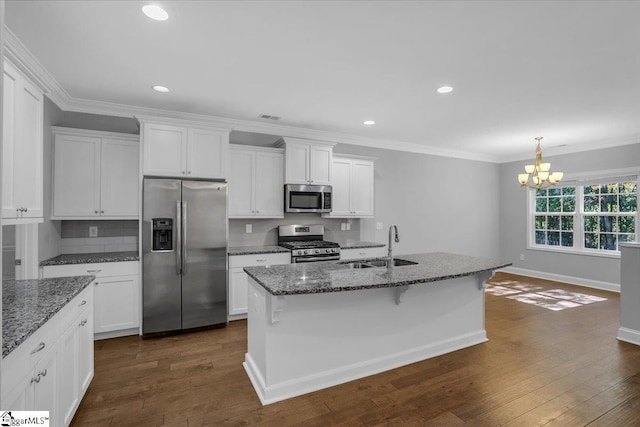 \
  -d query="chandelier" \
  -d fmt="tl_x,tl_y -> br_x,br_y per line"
517,137 -> 564,189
